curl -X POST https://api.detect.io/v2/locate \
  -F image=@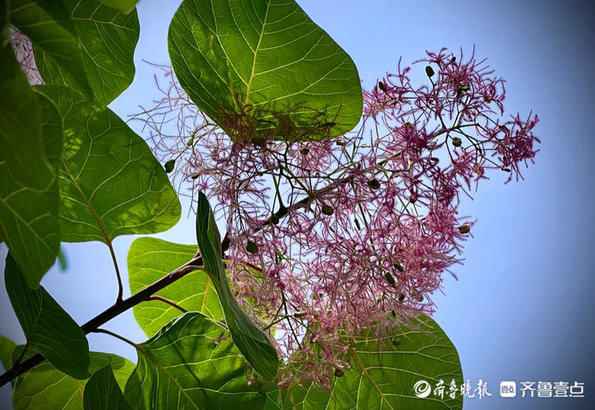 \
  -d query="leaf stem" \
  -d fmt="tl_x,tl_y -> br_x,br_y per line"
148,295 -> 188,313
92,328 -> 138,348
